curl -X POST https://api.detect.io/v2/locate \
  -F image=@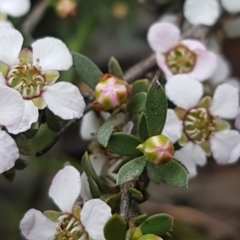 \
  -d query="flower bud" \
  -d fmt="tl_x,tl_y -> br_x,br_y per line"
130,227 -> 143,240
94,74 -> 130,110
56,0 -> 77,18
138,234 -> 163,240
137,135 -> 174,164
